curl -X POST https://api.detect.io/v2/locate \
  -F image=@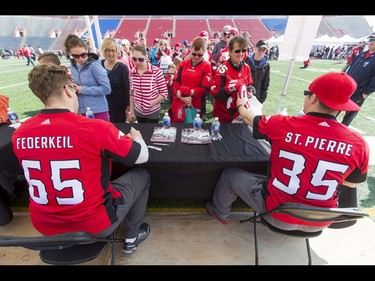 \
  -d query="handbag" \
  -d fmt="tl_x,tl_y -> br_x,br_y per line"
184,106 -> 198,124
